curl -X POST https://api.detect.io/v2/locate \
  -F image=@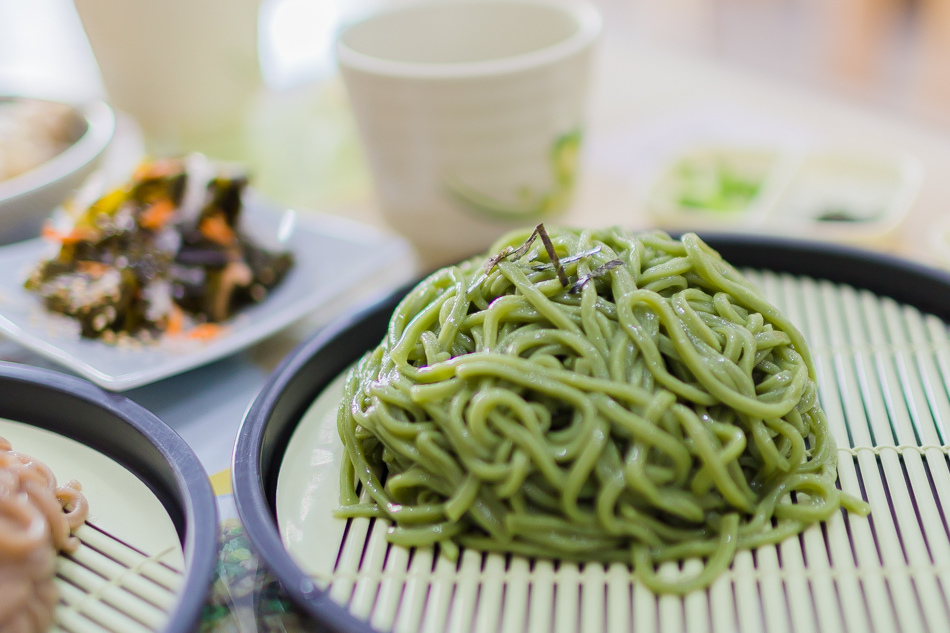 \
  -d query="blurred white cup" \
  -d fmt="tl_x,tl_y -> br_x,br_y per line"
337,0 -> 601,263
73,0 -> 261,155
